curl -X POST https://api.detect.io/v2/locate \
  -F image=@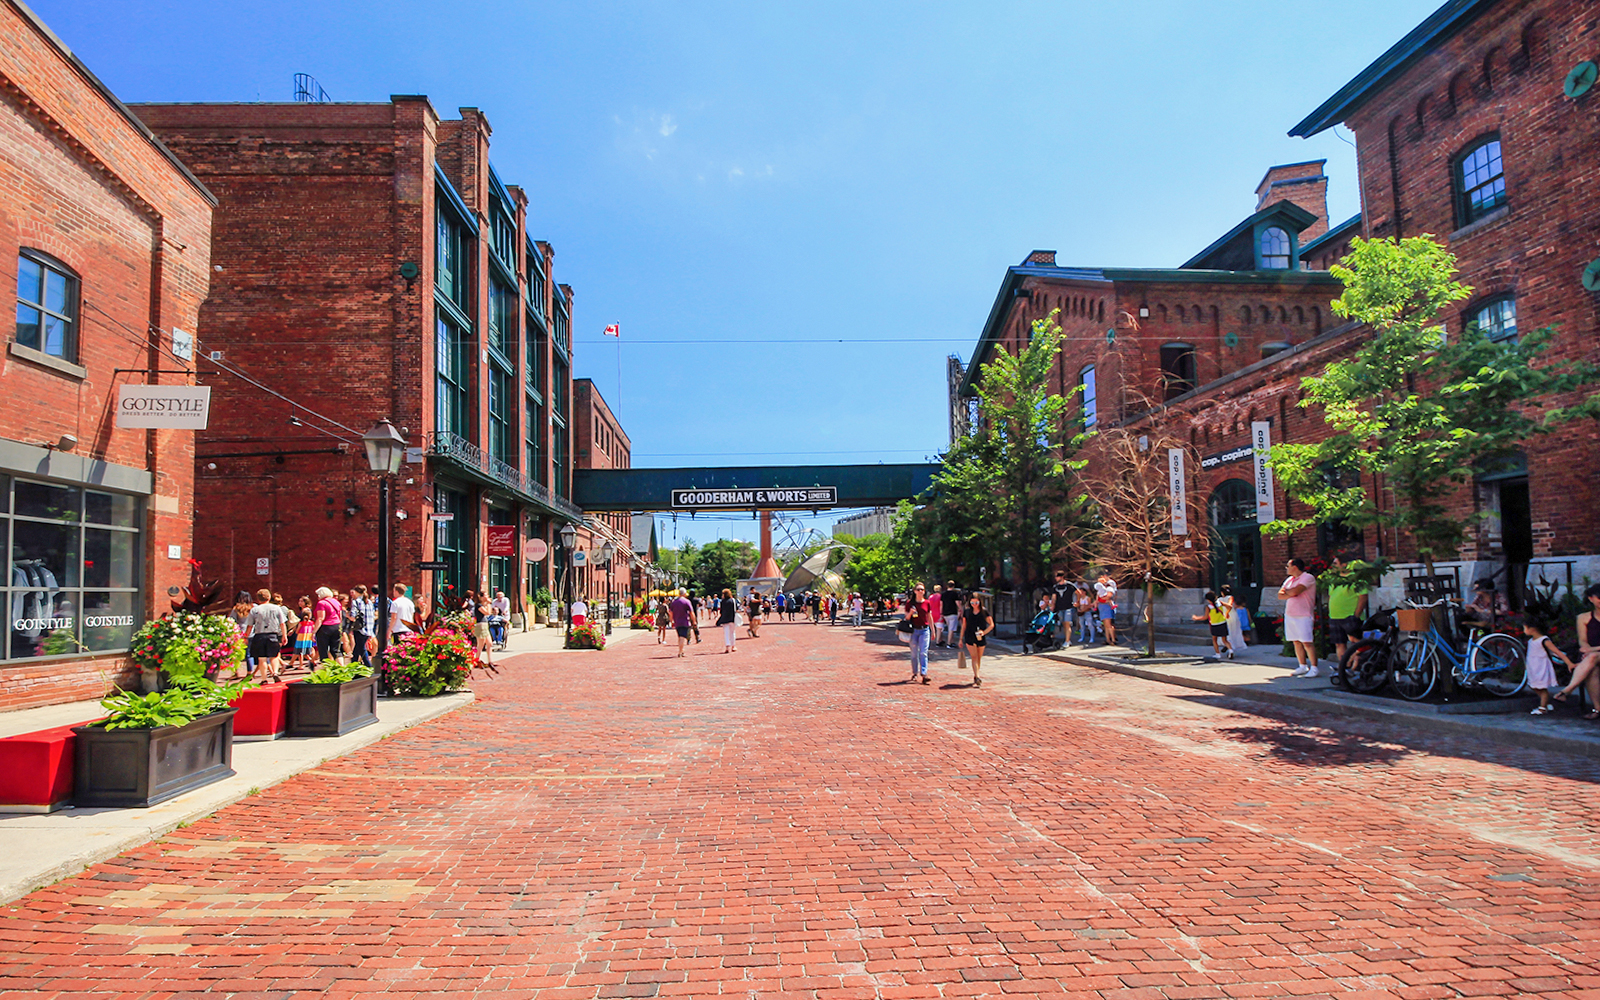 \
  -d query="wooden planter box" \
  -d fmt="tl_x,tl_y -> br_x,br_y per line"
72,710 -> 237,808
286,674 -> 379,737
